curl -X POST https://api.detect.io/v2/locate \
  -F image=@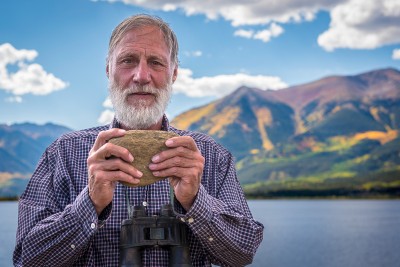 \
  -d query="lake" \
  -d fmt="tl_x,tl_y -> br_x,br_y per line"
1,200 -> 400,266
